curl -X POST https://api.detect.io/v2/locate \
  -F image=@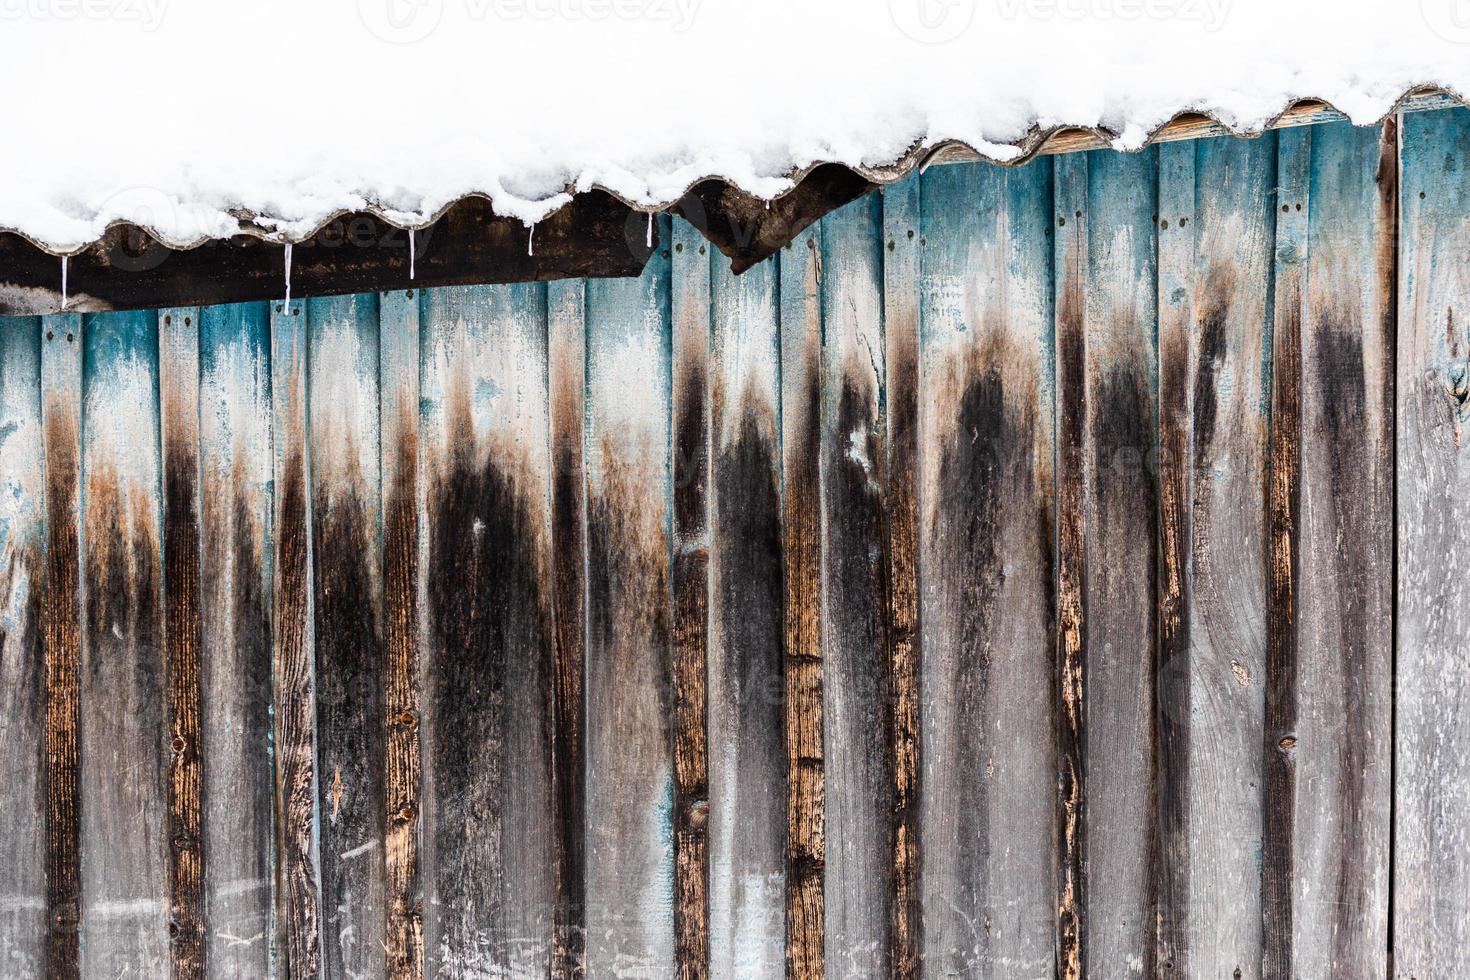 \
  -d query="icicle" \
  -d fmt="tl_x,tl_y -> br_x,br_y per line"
283,243 -> 293,312
60,256 -> 68,310
527,223 -> 535,257
646,212 -> 653,248
409,229 -> 416,280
